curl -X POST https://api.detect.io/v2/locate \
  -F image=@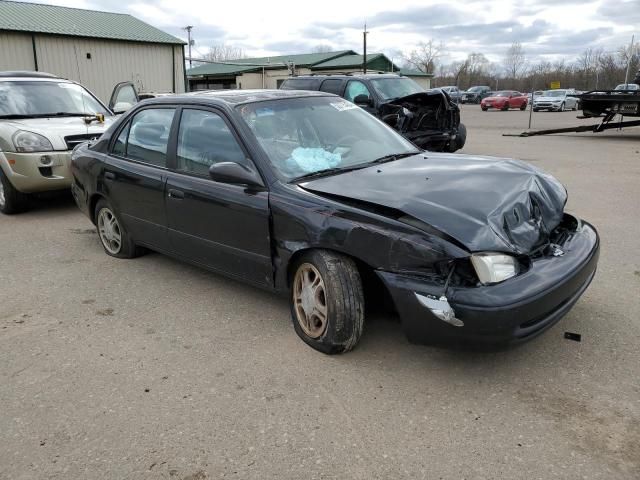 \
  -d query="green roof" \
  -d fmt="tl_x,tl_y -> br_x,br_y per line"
186,63 -> 263,77
230,50 -> 356,67
186,50 -> 358,78
311,53 -> 402,71
0,1 -> 185,44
